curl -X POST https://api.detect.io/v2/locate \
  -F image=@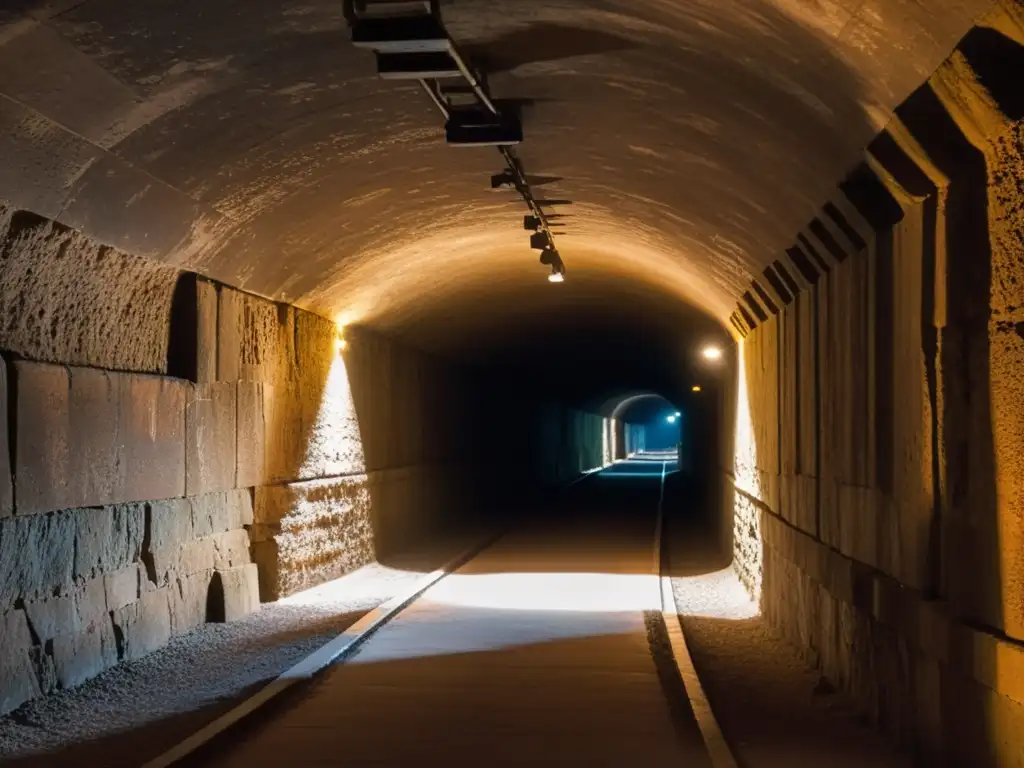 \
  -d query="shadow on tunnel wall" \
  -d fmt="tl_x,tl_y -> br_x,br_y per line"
717,16 -> 1024,764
